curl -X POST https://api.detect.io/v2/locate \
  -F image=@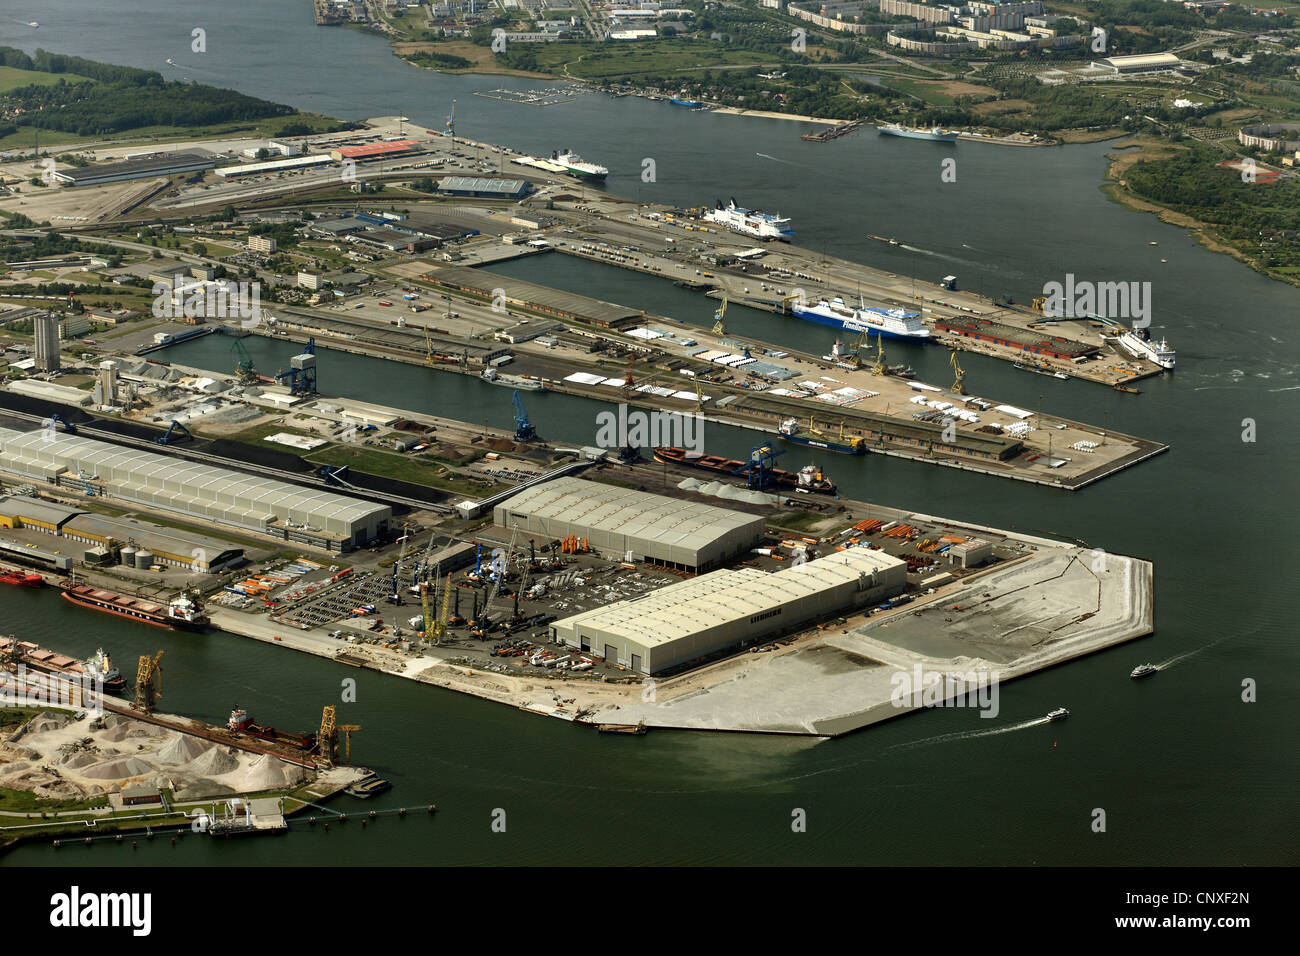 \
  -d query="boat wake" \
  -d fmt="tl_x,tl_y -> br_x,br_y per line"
1154,632 -> 1235,671
755,152 -> 800,166
883,715 -> 1051,753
